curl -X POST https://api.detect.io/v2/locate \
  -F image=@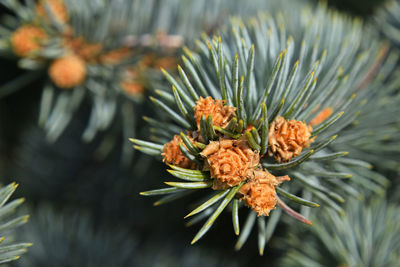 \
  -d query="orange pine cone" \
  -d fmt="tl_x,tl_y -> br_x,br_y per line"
268,116 -> 313,163
36,0 -> 68,24
49,54 -> 86,89
162,135 -> 197,169
193,97 -> 236,130
11,25 -> 47,57
239,170 -> 289,216
201,138 -> 260,187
